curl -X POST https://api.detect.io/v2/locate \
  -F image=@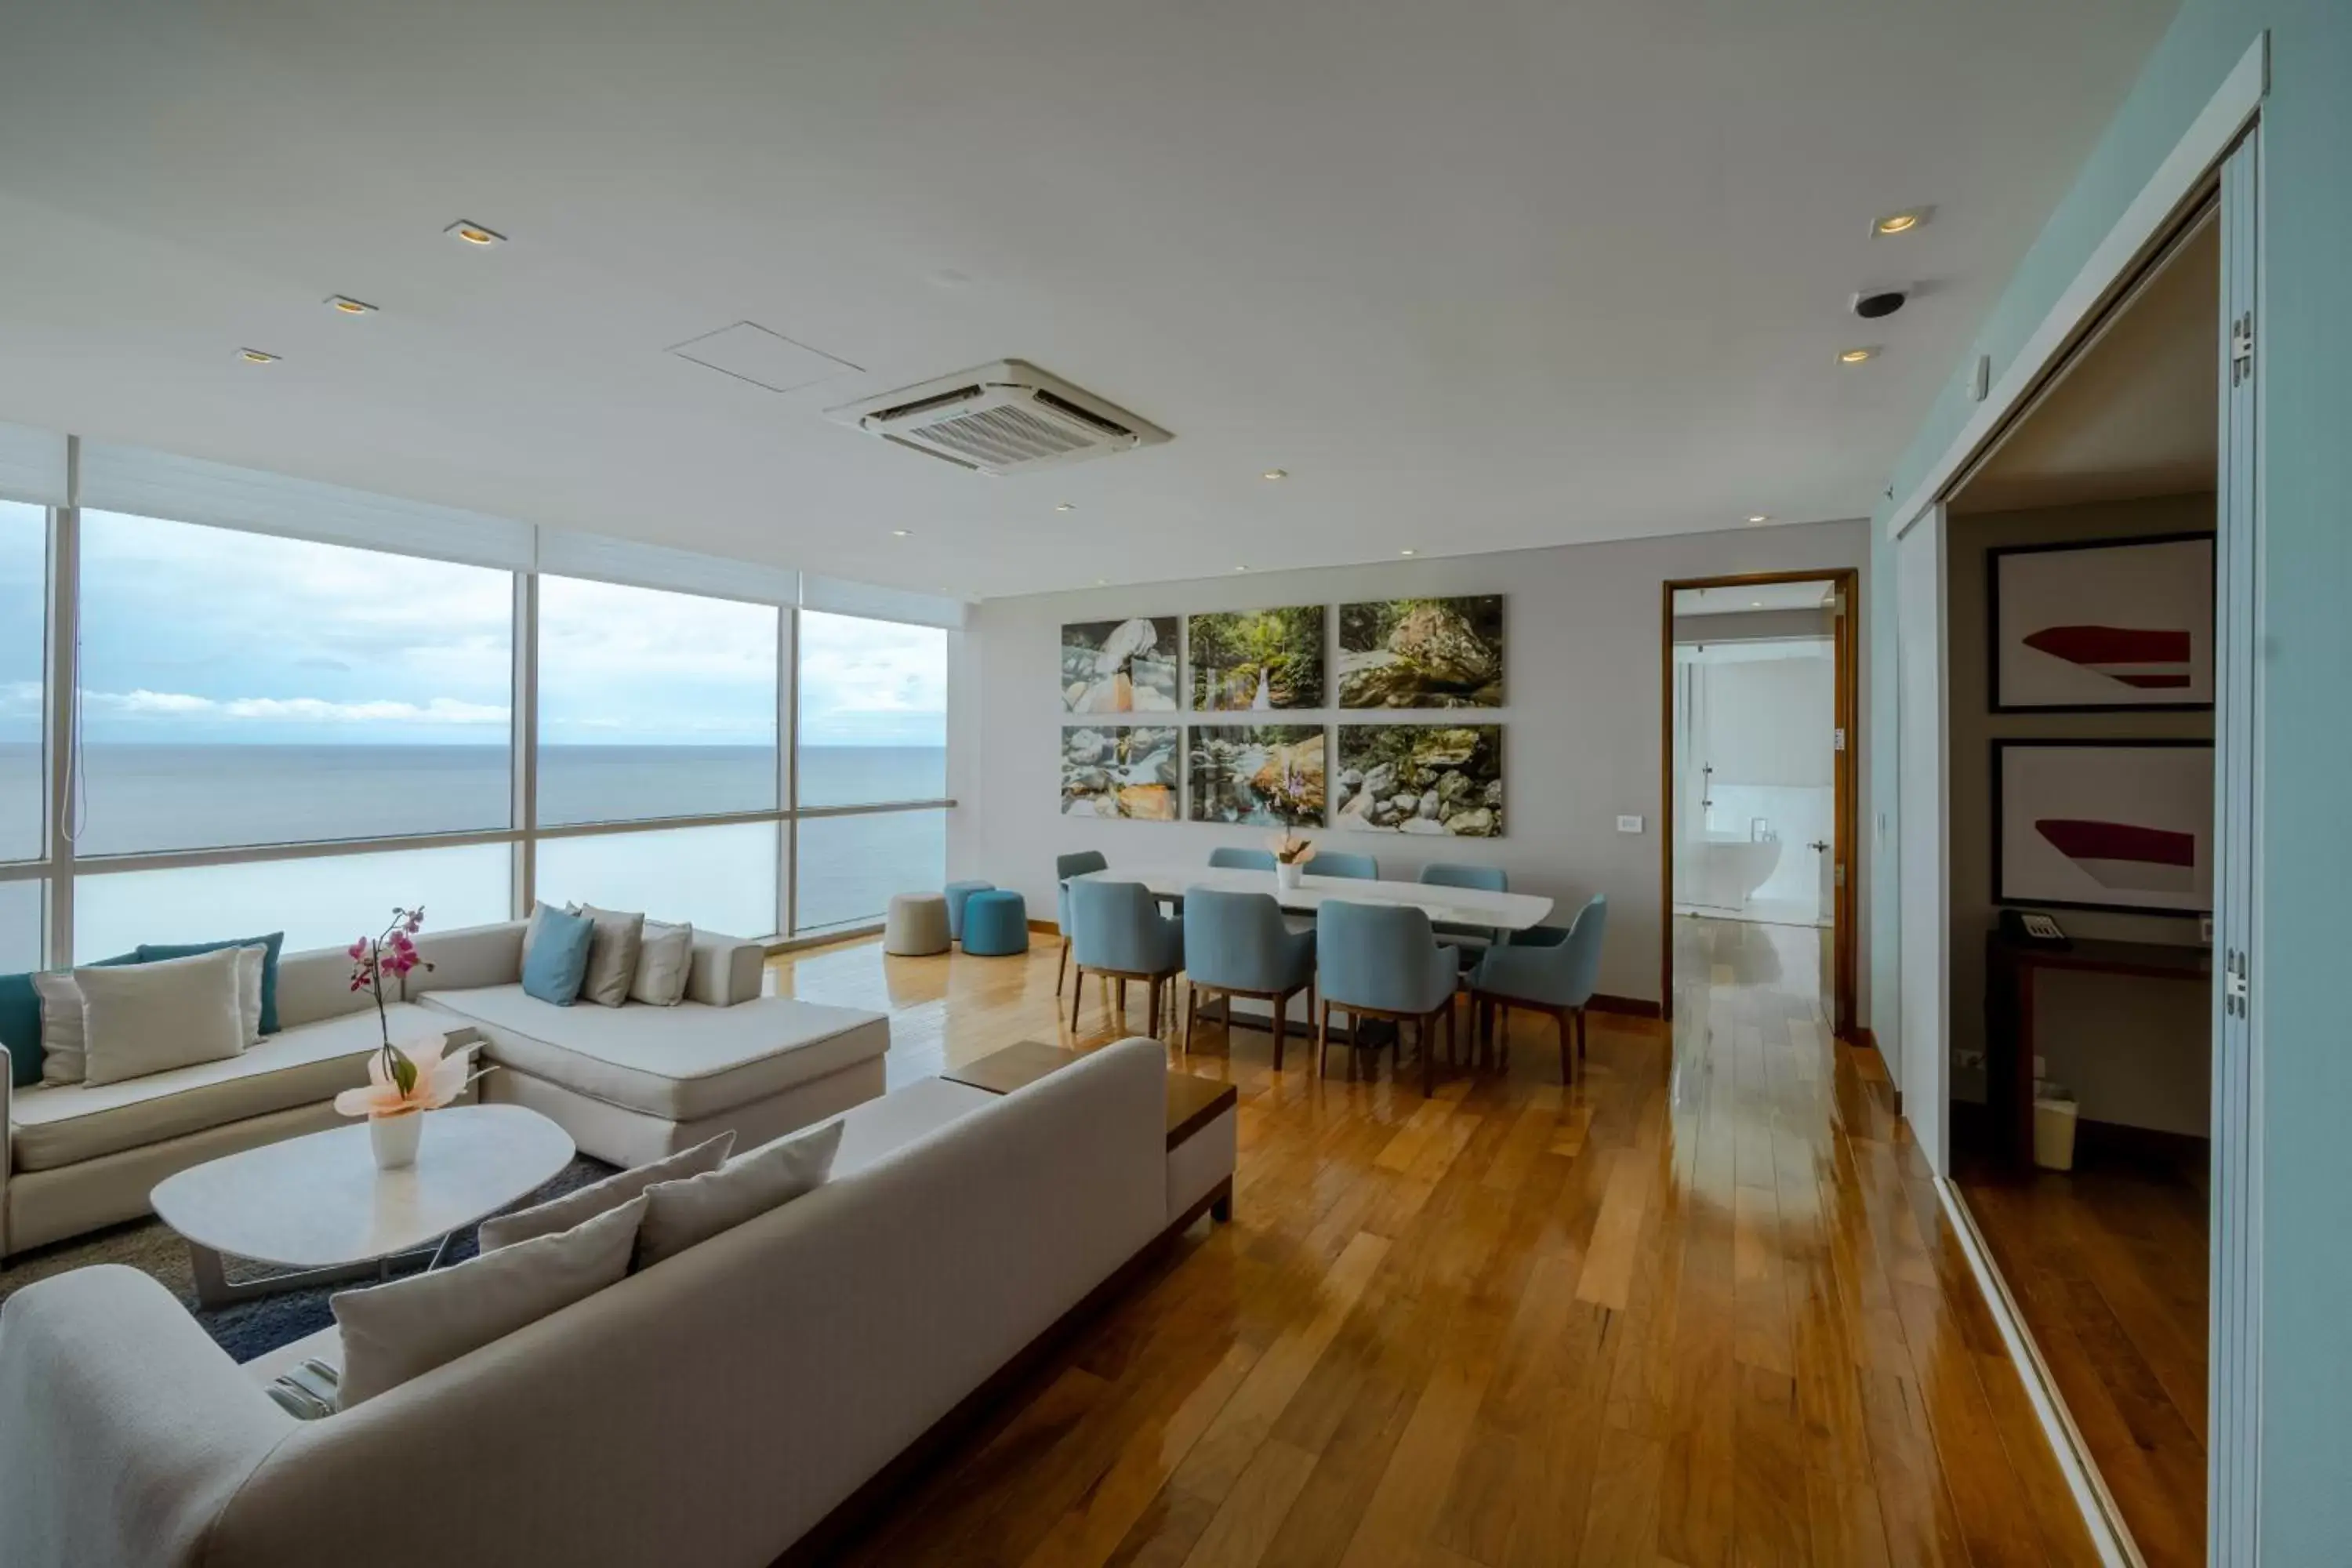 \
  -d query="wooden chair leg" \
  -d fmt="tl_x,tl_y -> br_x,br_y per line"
1316,1000 -> 1330,1076
1271,992 -> 1287,1073
1056,938 -> 1069,996
1147,978 -> 1161,1039
1184,986 -> 1198,1055
1069,966 -> 1084,1034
